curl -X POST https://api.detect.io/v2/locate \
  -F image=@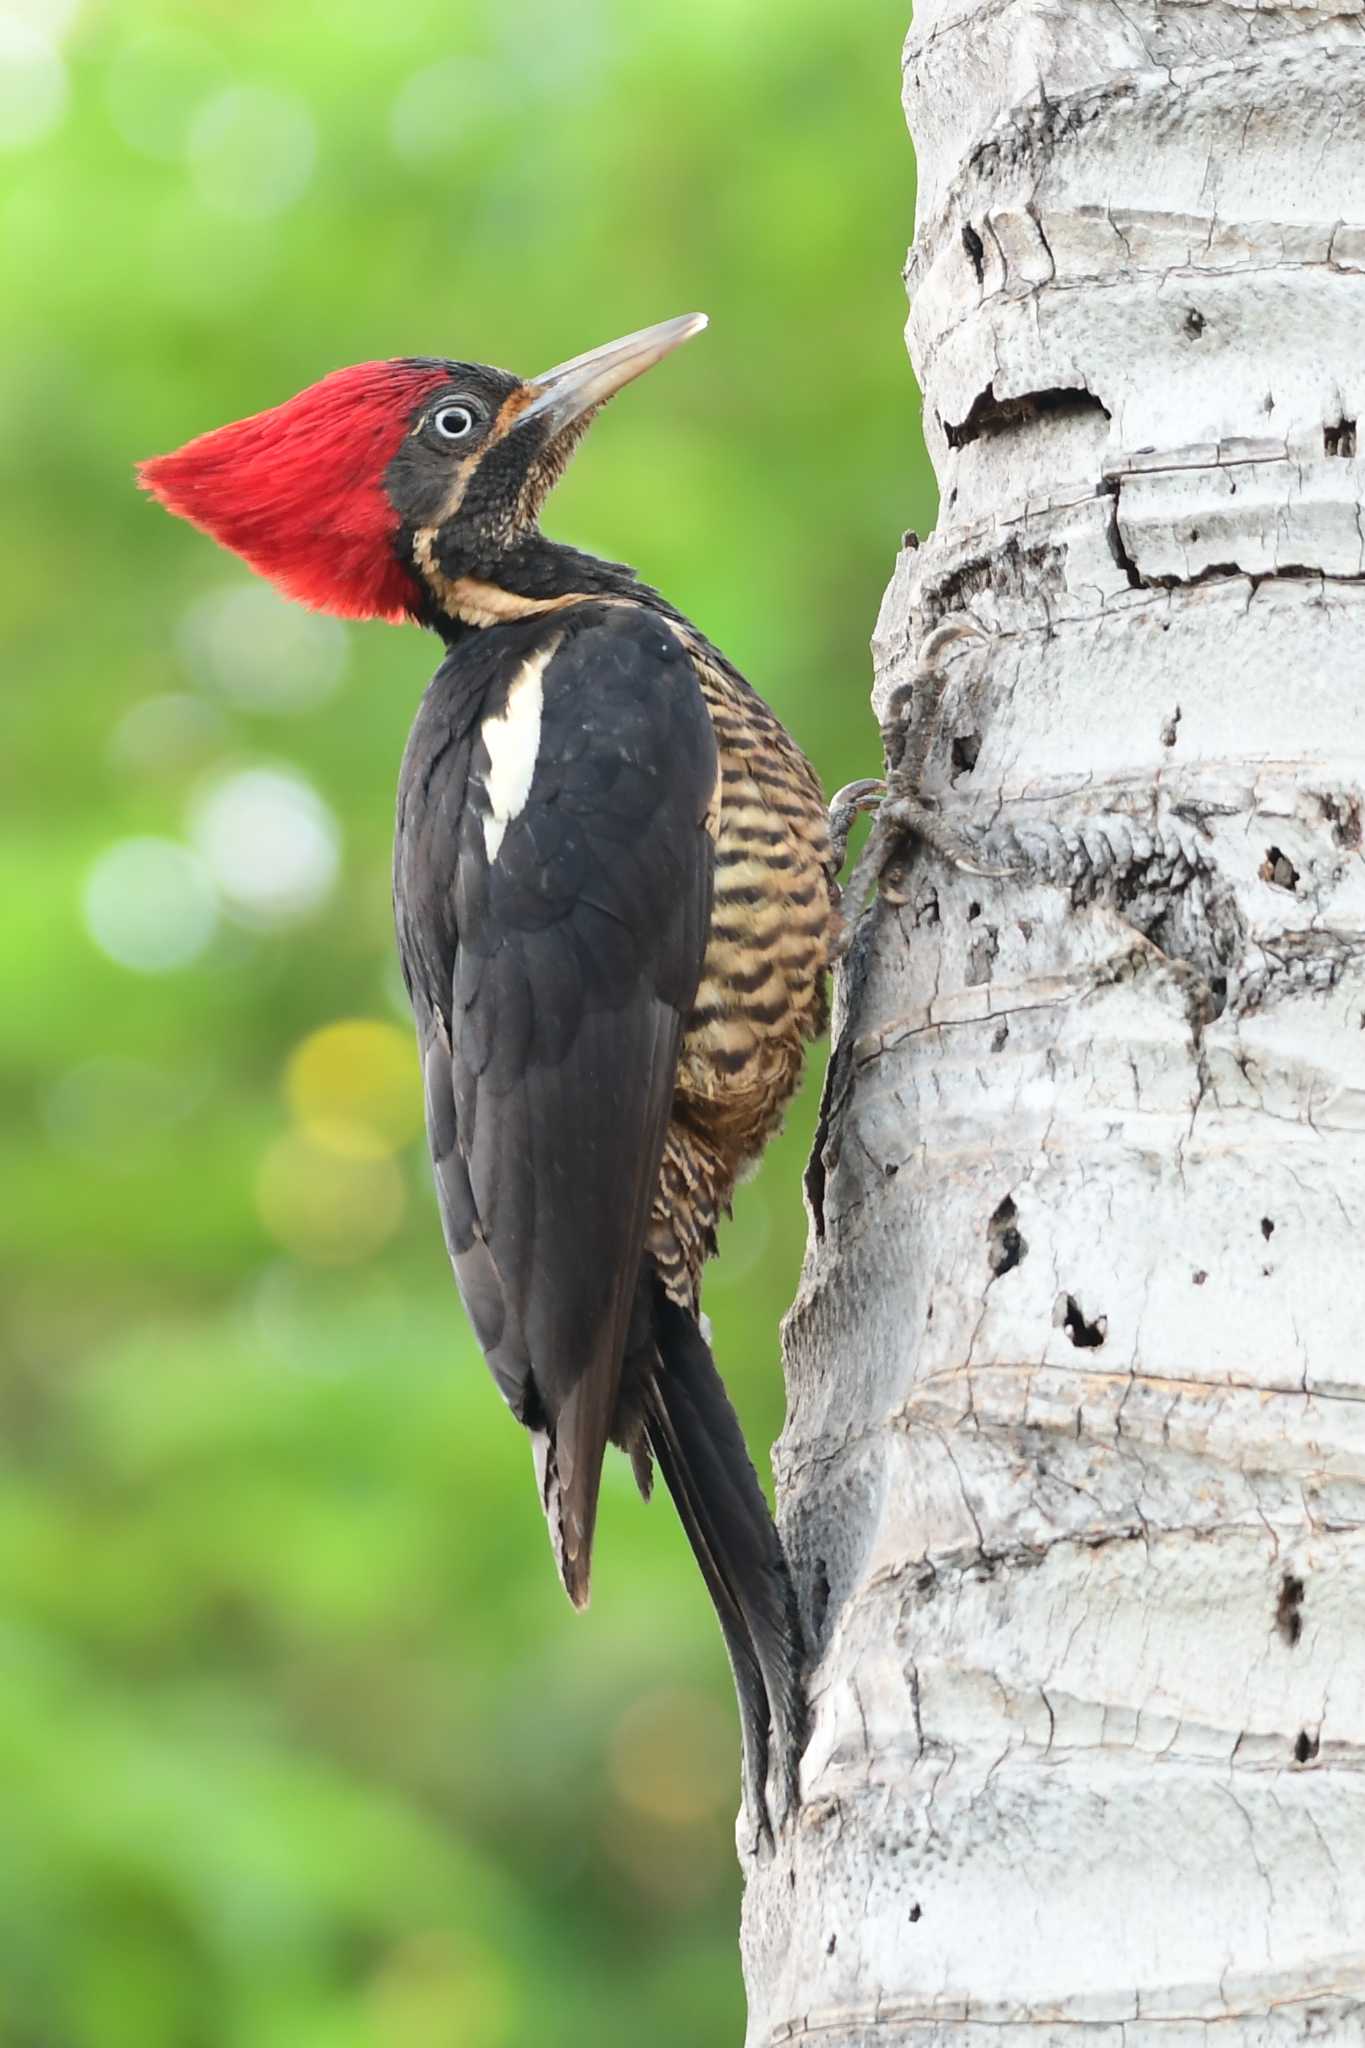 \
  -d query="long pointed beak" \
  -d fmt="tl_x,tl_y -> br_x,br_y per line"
516,313 -> 708,434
